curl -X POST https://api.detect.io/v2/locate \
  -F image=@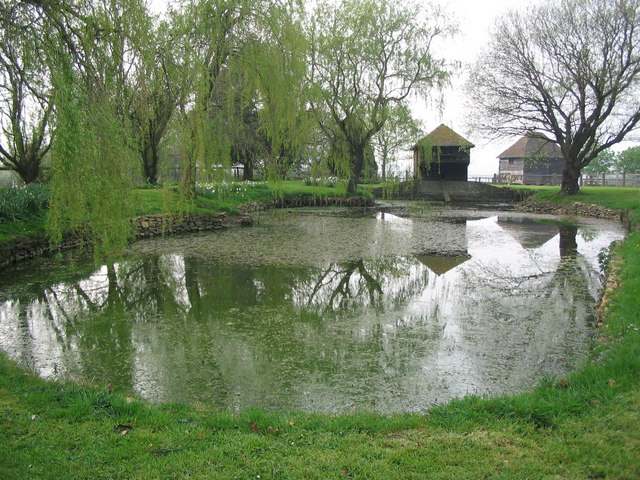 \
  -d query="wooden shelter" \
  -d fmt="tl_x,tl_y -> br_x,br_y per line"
413,124 -> 474,181
498,133 -> 564,185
